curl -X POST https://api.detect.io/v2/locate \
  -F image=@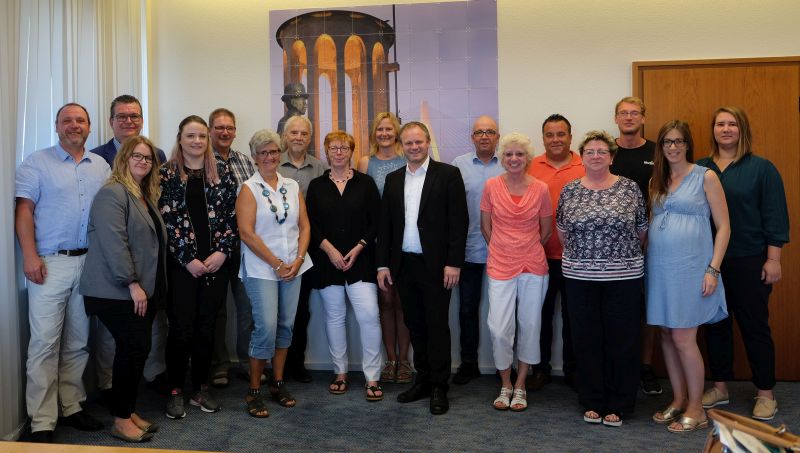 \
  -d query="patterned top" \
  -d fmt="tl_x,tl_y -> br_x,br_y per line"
556,177 -> 647,281
214,148 -> 255,188
158,161 -> 237,266
366,154 -> 406,196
